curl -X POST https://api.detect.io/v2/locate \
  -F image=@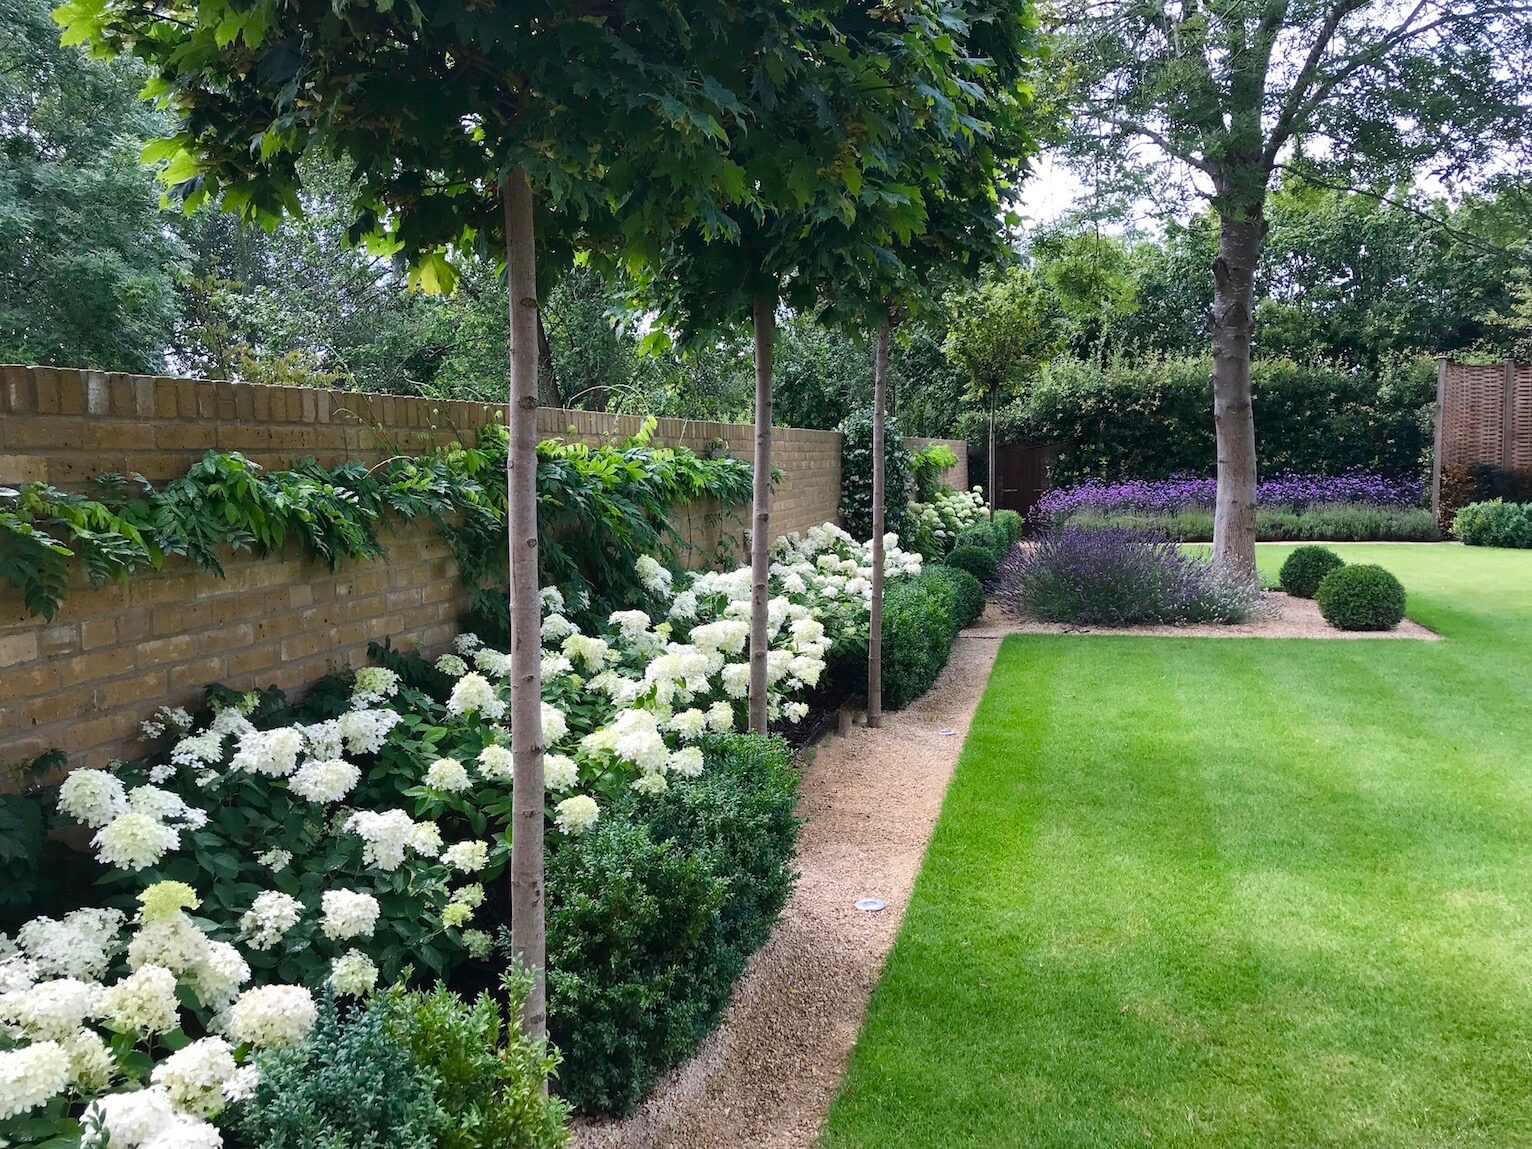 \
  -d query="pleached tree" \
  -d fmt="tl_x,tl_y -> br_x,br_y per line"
811,0 -> 1046,723
57,0 -> 821,1041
